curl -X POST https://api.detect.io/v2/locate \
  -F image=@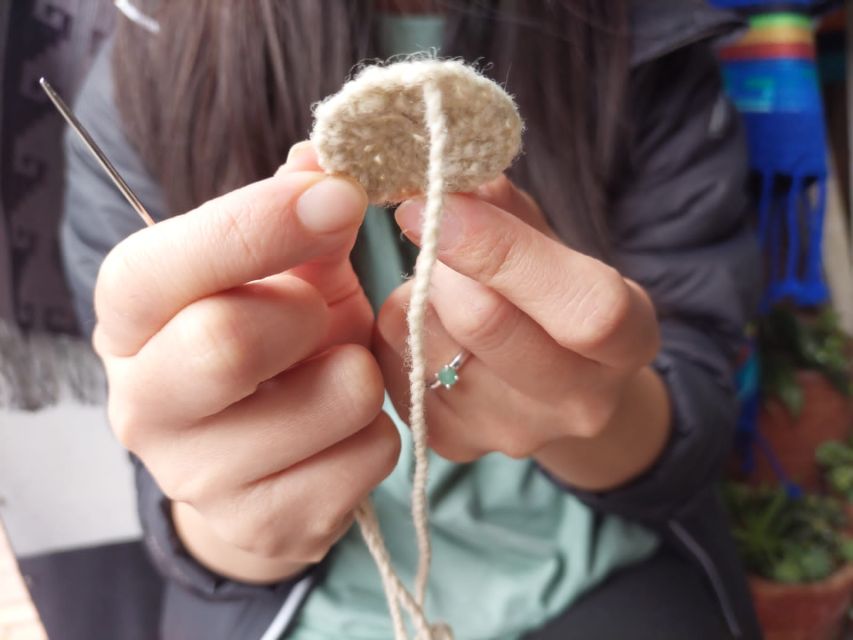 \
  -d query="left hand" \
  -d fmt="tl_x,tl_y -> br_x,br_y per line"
374,176 -> 663,464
